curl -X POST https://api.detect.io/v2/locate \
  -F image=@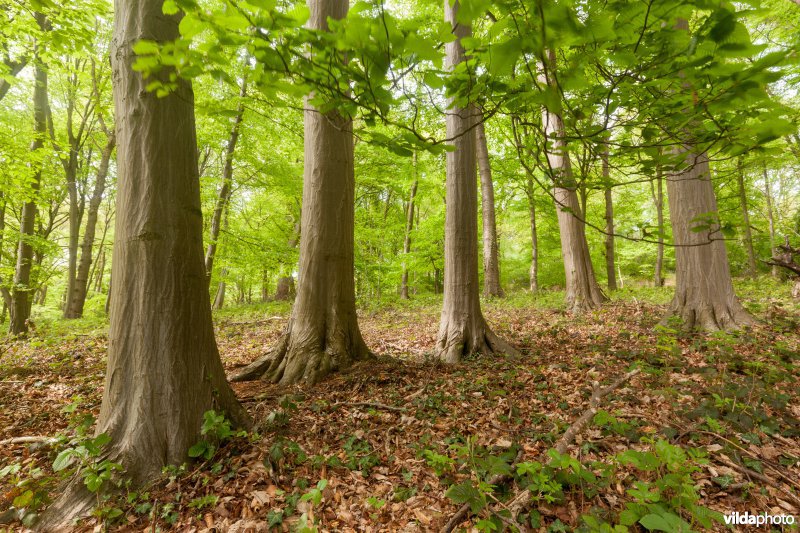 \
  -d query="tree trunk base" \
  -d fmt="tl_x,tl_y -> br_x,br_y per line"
35,477 -> 94,531
435,317 -> 519,364
565,290 -> 606,315
231,320 -> 372,385
664,297 -> 756,332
